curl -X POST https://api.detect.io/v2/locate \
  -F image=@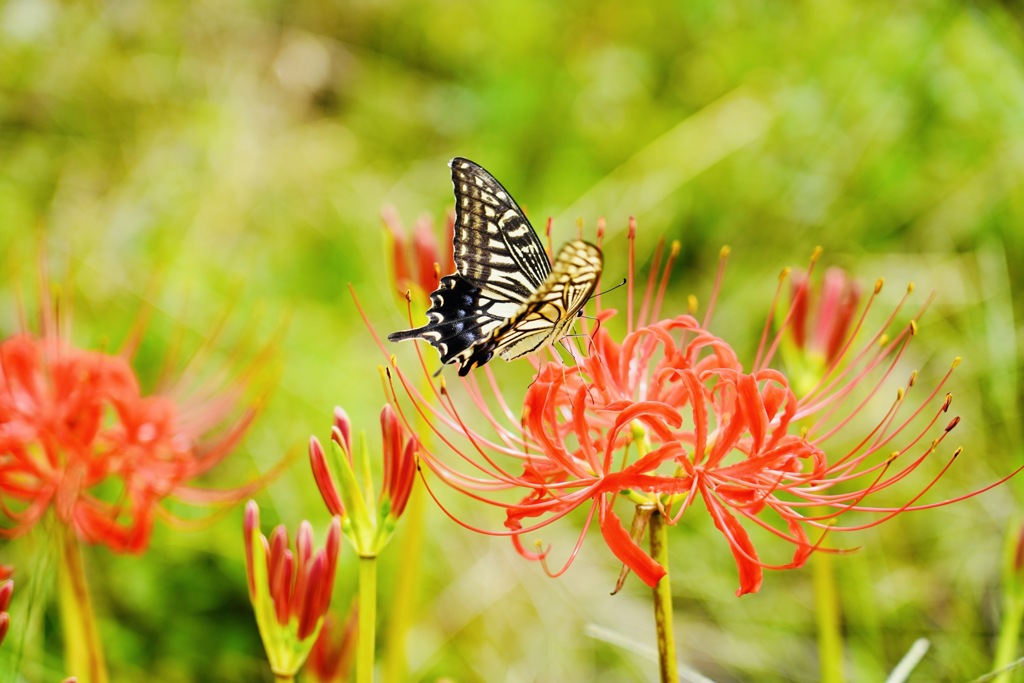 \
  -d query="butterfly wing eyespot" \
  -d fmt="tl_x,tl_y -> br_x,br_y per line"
388,160 -> 604,374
